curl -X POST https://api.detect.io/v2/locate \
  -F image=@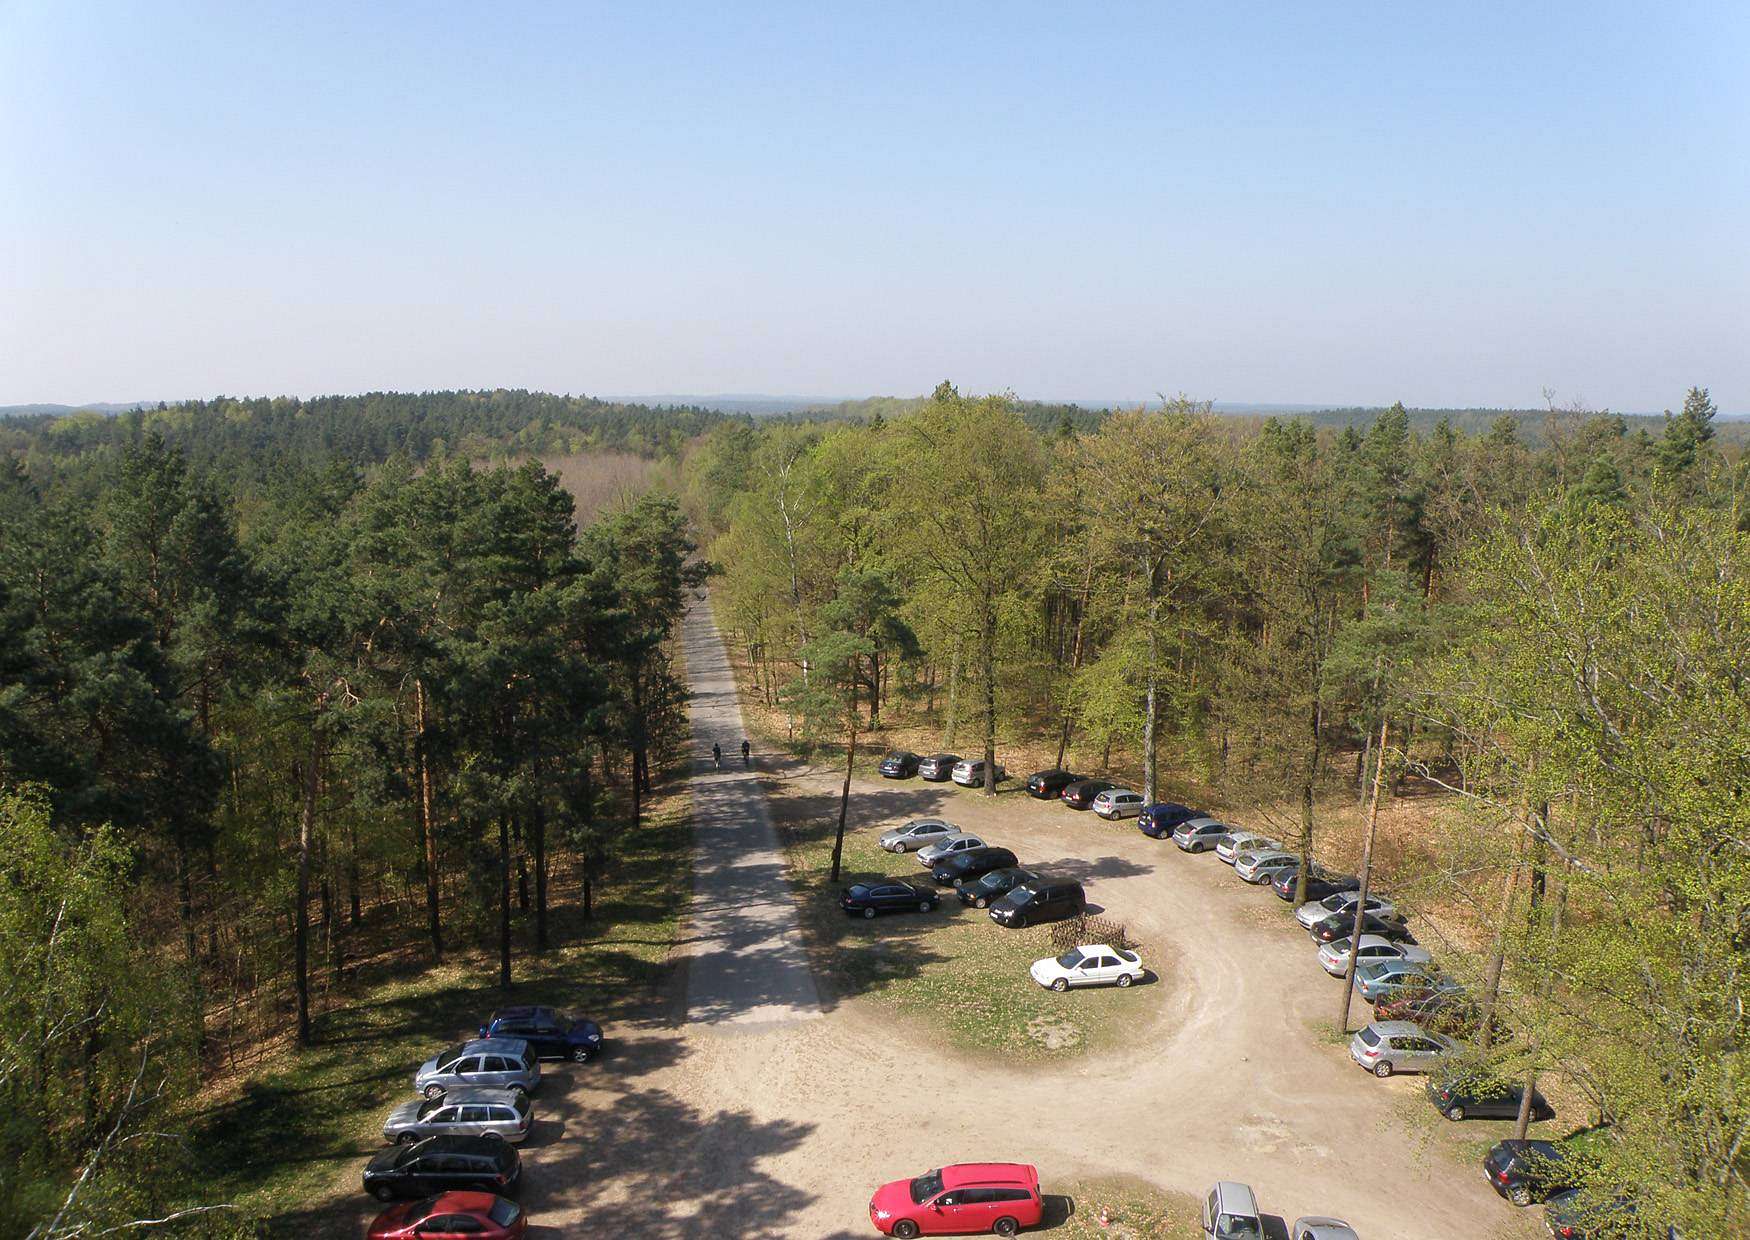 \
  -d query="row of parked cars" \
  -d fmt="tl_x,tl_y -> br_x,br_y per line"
356,1005 -> 604,1237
